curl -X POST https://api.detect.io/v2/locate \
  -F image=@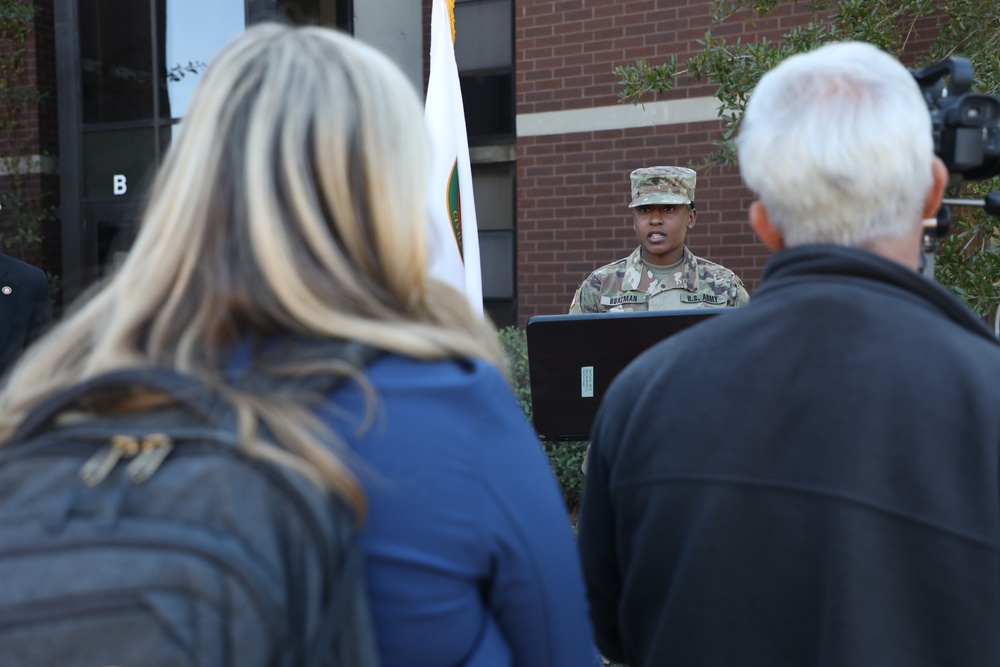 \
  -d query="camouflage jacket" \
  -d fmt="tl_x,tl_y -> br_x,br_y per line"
569,246 -> 750,313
